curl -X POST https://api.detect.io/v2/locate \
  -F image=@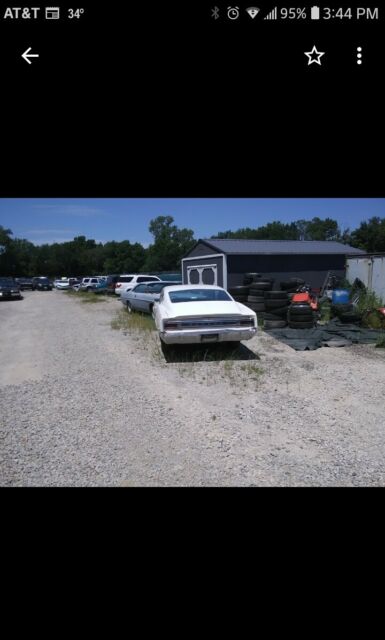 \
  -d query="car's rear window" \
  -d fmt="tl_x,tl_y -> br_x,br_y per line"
137,276 -> 159,283
168,289 -> 232,303
145,282 -> 168,292
118,276 -> 134,283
